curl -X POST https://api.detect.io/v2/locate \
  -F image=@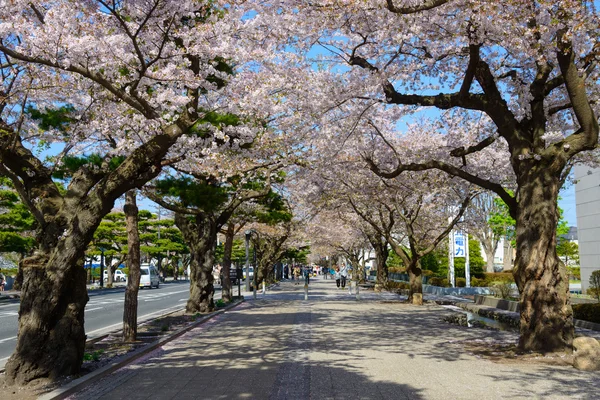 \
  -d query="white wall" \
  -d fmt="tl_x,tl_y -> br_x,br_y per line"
575,166 -> 600,293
